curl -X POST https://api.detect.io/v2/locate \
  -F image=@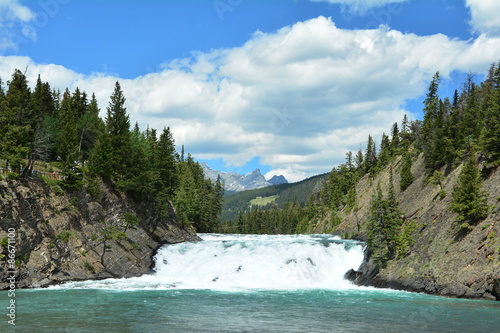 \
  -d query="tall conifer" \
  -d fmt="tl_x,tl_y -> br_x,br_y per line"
451,154 -> 489,223
400,153 -> 414,191
106,82 -> 131,179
